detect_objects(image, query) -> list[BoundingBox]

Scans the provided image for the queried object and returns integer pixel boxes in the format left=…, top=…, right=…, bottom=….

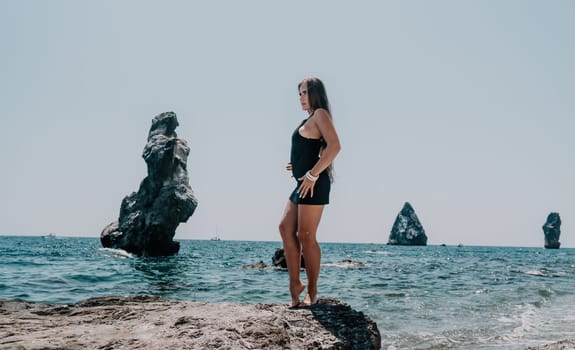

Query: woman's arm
left=309, top=109, right=341, bottom=176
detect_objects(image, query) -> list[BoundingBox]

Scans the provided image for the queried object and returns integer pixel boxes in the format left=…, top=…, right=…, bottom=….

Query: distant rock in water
left=101, top=112, right=198, bottom=256
left=387, top=202, right=427, bottom=246
left=242, top=260, right=268, bottom=269
left=272, top=248, right=306, bottom=269
left=543, top=212, right=561, bottom=249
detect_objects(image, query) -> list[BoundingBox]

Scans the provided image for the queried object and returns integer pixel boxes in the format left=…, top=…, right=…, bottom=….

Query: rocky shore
left=527, top=339, right=575, bottom=350
left=0, top=295, right=380, bottom=350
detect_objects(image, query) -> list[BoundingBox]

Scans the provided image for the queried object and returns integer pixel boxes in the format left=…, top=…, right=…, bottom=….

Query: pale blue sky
left=1, top=1, right=573, bottom=247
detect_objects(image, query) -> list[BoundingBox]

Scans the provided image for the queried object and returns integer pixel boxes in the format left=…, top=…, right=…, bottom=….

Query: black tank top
left=290, top=118, right=326, bottom=179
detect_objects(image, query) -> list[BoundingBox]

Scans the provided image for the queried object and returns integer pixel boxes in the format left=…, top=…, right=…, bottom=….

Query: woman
left=279, top=77, right=341, bottom=307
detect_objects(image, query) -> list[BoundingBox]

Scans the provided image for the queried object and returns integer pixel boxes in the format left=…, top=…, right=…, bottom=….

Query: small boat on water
left=210, top=225, right=221, bottom=241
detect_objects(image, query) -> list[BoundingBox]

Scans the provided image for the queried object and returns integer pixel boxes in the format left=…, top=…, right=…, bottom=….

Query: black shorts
left=289, top=172, right=330, bottom=205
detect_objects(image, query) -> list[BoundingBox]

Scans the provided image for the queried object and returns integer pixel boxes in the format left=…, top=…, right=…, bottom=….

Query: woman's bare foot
left=303, top=292, right=318, bottom=306
left=289, top=282, right=306, bottom=307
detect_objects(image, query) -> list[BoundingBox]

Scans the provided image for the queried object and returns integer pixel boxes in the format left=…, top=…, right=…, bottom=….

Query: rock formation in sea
left=0, top=295, right=381, bottom=350
left=272, top=248, right=306, bottom=269
left=101, top=112, right=198, bottom=256
left=387, top=202, right=428, bottom=246
left=542, top=212, right=561, bottom=249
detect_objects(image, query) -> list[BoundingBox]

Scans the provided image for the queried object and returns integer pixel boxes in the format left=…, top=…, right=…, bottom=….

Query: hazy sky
left=1, top=1, right=573, bottom=247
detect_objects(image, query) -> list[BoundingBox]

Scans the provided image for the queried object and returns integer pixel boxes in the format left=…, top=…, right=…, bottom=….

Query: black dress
left=289, top=118, right=331, bottom=205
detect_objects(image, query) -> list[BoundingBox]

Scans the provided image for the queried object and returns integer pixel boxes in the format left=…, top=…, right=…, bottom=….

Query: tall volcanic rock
left=543, top=212, right=561, bottom=249
left=101, top=112, right=198, bottom=256
left=388, top=202, right=427, bottom=246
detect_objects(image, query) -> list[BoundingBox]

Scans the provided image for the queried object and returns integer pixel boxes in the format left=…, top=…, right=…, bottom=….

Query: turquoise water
left=1, top=236, right=574, bottom=349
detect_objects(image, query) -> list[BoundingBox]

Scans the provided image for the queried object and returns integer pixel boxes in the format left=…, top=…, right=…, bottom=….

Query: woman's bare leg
left=297, top=204, right=324, bottom=305
left=279, top=200, right=306, bottom=306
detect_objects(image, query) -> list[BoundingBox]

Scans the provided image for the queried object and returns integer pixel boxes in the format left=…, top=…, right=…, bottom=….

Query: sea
left=1, top=236, right=574, bottom=350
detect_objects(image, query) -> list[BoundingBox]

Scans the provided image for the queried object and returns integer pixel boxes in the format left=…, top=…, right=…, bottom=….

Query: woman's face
left=299, top=82, right=311, bottom=112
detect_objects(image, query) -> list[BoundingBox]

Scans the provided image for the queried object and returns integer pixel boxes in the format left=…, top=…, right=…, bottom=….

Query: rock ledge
left=0, top=295, right=381, bottom=350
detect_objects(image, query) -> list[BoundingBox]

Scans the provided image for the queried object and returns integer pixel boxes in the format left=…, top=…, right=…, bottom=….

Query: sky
left=1, top=1, right=573, bottom=247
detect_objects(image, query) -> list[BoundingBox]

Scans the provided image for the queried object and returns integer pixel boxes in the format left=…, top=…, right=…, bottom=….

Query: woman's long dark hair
left=299, top=77, right=331, bottom=114
left=298, top=77, right=335, bottom=182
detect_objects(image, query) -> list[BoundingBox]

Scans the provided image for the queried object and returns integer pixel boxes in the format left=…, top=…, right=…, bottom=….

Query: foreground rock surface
left=387, top=202, right=428, bottom=246
left=101, top=112, right=198, bottom=256
left=527, top=338, right=575, bottom=350
left=543, top=212, right=561, bottom=249
left=0, top=295, right=381, bottom=350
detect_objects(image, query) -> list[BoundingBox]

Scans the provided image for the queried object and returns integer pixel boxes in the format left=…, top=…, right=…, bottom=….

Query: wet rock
left=101, top=112, right=198, bottom=256
left=0, top=295, right=381, bottom=350
left=543, top=212, right=561, bottom=249
left=242, top=260, right=268, bottom=269
left=338, top=259, right=367, bottom=268
left=387, top=202, right=427, bottom=246
left=272, top=248, right=306, bottom=269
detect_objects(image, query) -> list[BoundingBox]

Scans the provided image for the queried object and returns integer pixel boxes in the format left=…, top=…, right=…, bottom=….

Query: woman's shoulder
left=311, top=108, right=331, bottom=120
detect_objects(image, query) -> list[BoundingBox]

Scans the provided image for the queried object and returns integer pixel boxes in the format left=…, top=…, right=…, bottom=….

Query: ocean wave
left=524, top=270, right=546, bottom=277
left=521, top=269, right=567, bottom=278
left=364, top=250, right=392, bottom=255
left=98, top=248, right=133, bottom=258
left=383, top=292, right=408, bottom=298
left=496, top=303, right=541, bottom=343
left=323, top=260, right=367, bottom=268
left=537, top=286, right=555, bottom=298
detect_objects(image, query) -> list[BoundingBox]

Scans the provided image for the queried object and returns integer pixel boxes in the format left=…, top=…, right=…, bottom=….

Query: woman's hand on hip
left=297, top=176, right=315, bottom=198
